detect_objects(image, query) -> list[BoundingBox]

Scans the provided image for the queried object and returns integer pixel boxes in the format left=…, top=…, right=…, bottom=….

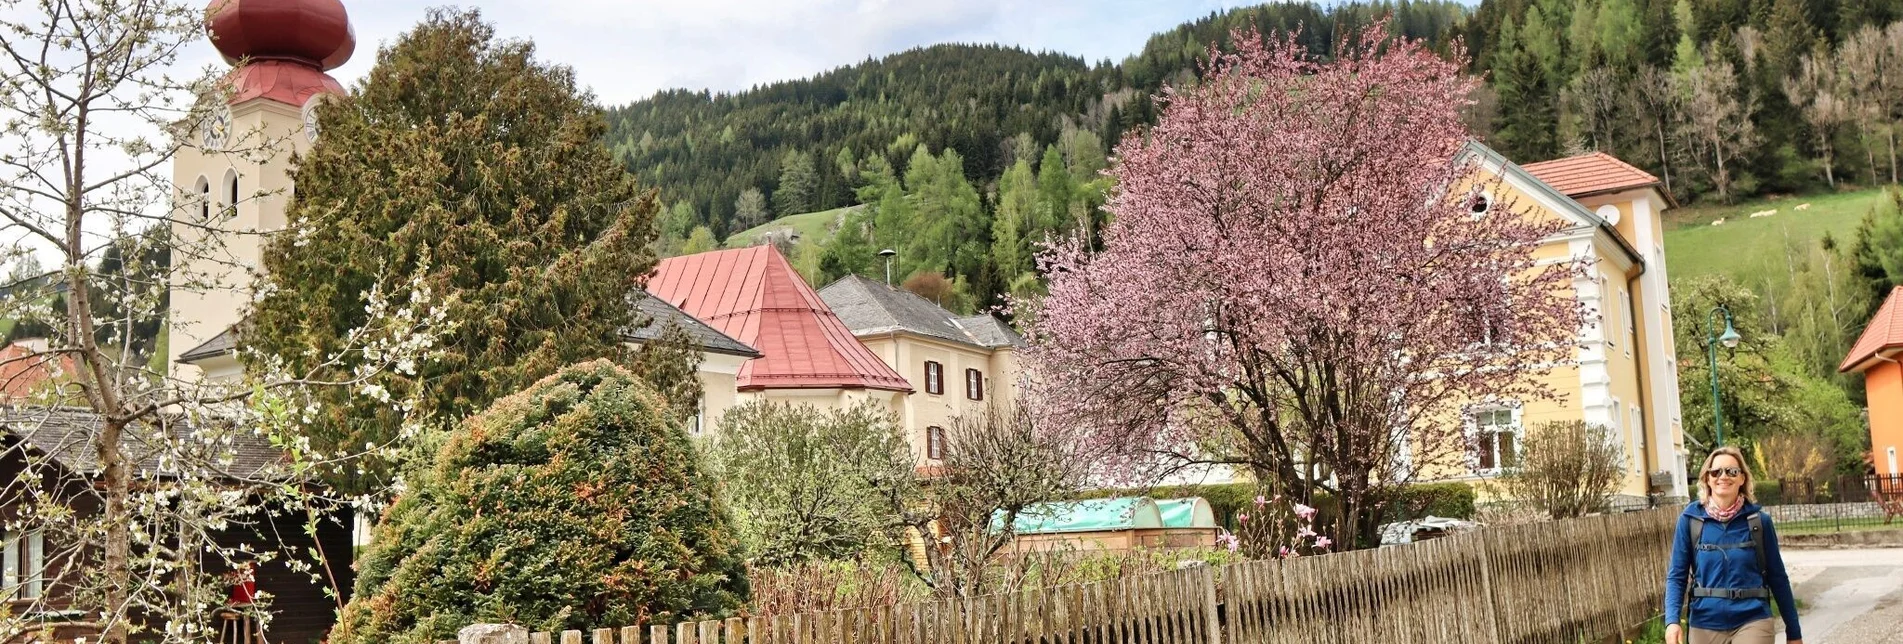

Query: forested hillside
left=605, top=2, right=1466, bottom=309
left=1464, top=0, right=1903, bottom=204
left=606, top=0, right=1903, bottom=313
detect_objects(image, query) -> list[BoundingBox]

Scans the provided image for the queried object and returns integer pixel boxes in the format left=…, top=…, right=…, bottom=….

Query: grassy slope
left=1662, top=189, right=1886, bottom=282
left=722, top=205, right=858, bottom=248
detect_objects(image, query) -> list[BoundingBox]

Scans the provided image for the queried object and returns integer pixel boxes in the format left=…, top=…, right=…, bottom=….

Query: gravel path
left=1775, top=548, right=1903, bottom=643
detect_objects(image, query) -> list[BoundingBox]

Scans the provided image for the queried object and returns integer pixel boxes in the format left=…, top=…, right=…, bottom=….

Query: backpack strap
left=1684, top=516, right=1704, bottom=623
left=1747, top=513, right=1768, bottom=582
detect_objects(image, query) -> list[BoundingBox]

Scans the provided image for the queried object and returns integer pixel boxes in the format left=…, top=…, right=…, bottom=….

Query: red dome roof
left=206, top=0, right=355, bottom=71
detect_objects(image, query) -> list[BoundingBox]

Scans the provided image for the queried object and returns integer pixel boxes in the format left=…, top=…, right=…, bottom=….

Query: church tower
left=169, top=0, right=354, bottom=381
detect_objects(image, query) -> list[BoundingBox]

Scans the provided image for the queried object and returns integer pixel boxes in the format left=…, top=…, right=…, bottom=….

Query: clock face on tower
left=301, top=95, right=326, bottom=143
left=201, top=104, right=232, bottom=151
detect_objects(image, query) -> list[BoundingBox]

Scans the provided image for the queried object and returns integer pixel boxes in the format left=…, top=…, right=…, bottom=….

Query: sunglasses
left=1706, top=467, right=1743, bottom=479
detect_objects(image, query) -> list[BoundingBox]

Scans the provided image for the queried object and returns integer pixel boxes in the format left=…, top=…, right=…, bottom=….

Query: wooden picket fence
left=446, top=508, right=1675, bottom=644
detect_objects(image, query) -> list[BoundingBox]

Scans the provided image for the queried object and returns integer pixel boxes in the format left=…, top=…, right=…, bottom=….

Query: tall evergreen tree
left=1492, top=20, right=1562, bottom=160
left=244, top=8, right=659, bottom=489
left=773, top=150, right=819, bottom=216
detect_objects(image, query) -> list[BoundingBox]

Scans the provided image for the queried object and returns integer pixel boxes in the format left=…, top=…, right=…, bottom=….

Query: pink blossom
left=1293, top=504, right=1318, bottom=522
left=1298, top=526, right=1316, bottom=538
left=1253, top=495, right=1267, bottom=507
left=1017, top=20, right=1584, bottom=549
left=1237, top=512, right=1249, bottom=523
left=1314, top=536, right=1333, bottom=550
left=1217, top=531, right=1240, bottom=553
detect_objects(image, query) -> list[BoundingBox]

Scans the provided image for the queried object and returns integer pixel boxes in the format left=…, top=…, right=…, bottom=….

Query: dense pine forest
left=606, top=0, right=1903, bottom=312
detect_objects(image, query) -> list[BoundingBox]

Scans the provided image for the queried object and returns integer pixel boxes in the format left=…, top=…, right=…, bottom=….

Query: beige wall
left=859, top=332, right=1014, bottom=468
left=168, top=99, right=309, bottom=382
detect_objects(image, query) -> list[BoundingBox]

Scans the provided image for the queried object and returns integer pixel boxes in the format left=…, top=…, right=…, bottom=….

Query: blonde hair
left=1697, top=446, right=1757, bottom=504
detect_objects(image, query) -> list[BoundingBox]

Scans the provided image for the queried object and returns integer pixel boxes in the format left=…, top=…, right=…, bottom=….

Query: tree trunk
left=1859, top=117, right=1880, bottom=185
left=101, top=420, right=131, bottom=644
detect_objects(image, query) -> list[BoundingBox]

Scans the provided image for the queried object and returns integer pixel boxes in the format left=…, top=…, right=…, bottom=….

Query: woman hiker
left=1665, top=446, right=1804, bottom=644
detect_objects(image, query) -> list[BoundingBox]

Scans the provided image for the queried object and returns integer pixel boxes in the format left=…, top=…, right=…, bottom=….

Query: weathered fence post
left=459, top=624, right=530, bottom=644
left=1199, top=567, right=1222, bottom=644
left=1475, top=532, right=1508, bottom=644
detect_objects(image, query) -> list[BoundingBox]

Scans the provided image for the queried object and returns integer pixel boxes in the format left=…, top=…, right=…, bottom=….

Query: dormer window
left=965, top=368, right=984, bottom=401
left=924, top=361, right=943, bottom=395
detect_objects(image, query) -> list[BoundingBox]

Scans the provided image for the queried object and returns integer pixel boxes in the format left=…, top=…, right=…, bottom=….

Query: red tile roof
left=0, top=343, right=77, bottom=399
left=1521, top=152, right=1666, bottom=200
left=1842, top=287, right=1903, bottom=373
left=647, top=246, right=913, bottom=392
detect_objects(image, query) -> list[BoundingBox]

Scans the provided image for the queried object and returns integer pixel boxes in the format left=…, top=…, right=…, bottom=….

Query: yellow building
left=817, top=275, right=1024, bottom=470
left=1428, top=142, right=1688, bottom=501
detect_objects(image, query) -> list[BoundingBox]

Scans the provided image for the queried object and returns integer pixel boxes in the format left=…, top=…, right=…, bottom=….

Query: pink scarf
left=1706, top=495, right=1744, bottom=522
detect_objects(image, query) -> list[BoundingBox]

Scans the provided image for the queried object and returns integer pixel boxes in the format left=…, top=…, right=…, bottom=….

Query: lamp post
left=1705, top=304, right=1742, bottom=446
left=878, top=248, right=896, bottom=285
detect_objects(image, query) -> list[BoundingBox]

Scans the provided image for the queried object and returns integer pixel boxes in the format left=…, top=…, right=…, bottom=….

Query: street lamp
left=1705, top=304, right=1742, bottom=446
left=878, top=249, right=896, bottom=285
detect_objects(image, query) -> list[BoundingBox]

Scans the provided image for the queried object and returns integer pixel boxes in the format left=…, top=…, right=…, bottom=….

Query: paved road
left=1775, top=548, right=1903, bottom=643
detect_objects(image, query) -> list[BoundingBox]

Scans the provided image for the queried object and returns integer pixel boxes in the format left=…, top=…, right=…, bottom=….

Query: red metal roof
left=647, top=246, right=913, bottom=392
left=226, top=60, right=344, bottom=107
left=1521, top=152, right=1665, bottom=200
left=1842, top=287, right=1903, bottom=373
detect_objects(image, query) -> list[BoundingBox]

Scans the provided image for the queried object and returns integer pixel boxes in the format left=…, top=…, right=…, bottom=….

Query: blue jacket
left=1664, top=501, right=1801, bottom=639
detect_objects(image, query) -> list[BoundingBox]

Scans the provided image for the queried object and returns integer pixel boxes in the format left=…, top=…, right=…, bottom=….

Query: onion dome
left=205, top=0, right=354, bottom=106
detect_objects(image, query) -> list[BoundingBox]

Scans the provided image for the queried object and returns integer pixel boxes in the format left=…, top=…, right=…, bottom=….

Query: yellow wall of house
left=1417, top=161, right=1688, bottom=501
left=860, top=333, right=1014, bottom=467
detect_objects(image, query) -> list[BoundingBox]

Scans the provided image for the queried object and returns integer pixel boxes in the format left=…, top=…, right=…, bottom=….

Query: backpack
left=1681, top=512, right=1770, bottom=623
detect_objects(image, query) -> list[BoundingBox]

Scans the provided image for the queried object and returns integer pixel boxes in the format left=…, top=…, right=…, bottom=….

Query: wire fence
left=1600, top=474, right=1903, bottom=533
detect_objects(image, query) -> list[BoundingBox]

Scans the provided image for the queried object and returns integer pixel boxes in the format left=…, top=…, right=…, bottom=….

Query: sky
left=180, top=0, right=1264, bottom=106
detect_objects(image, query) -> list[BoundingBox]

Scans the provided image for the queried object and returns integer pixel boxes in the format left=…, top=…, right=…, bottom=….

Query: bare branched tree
left=874, top=403, right=1086, bottom=599
left=1676, top=54, right=1759, bottom=203
left=1496, top=420, right=1625, bottom=520
left=0, top=2, right=447, bottom=642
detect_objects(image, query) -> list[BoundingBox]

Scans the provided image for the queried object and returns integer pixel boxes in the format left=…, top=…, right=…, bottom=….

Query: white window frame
left=1631, top=405, right=1646, bottom=473
left=924, top=361, right=943, bottom=396
left=965, top=368, right=984, bottom=401
left=1467, top=404, right=1522, bottom=476
left=3, top=531, right=44, bottom=600
left=1621, top=288, right=1634, bottom=355
left=1600, top=275, right=1614, bottom=348
left=927, top=426, right=945, bottom=460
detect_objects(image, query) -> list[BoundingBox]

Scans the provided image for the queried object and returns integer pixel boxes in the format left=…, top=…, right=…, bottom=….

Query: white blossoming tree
left=0, top=2, right=449, bottom=643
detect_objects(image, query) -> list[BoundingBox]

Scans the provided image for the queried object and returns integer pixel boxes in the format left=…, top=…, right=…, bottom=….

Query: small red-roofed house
left=646, top=246, right=915, bottom=434
left=1840, top=286, right=1903, bottom=475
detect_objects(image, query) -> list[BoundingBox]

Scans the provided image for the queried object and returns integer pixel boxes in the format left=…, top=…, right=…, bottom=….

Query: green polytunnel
left=1155, top=497, right=1217, bottom=529
left=994, top=496, right=1218, bottom=535
left=992, top=497, right=1163, bottom=534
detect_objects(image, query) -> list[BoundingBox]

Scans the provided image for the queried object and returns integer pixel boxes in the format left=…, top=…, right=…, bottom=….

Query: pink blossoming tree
left=1020, top=24, right=1587, bottom=549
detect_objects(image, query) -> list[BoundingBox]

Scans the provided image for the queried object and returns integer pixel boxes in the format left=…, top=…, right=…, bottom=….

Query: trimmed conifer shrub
left=333, top=360, right=748, bottom=643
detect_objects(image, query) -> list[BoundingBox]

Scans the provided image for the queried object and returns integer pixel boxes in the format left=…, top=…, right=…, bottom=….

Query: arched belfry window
left=222, top=170, right=239, bottom=219
left=194, top=176, right=211, bottom=221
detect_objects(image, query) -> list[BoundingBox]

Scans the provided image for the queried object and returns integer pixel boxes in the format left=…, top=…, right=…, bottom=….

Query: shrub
left=1498, top=420, right=1625, bottom=519
left=1390, top=482, right=1477, bottom=520
left=708, top=401, right=912, bottom=565
left=333, top=361, right=748, bottom=643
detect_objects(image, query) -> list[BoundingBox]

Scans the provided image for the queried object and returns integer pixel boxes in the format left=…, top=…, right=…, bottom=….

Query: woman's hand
left=1665, top=623, right=1682, bottom=644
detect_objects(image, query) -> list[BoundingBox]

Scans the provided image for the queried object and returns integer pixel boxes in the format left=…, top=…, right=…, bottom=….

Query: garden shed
left=998, top=497, right=1220, bottom=552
